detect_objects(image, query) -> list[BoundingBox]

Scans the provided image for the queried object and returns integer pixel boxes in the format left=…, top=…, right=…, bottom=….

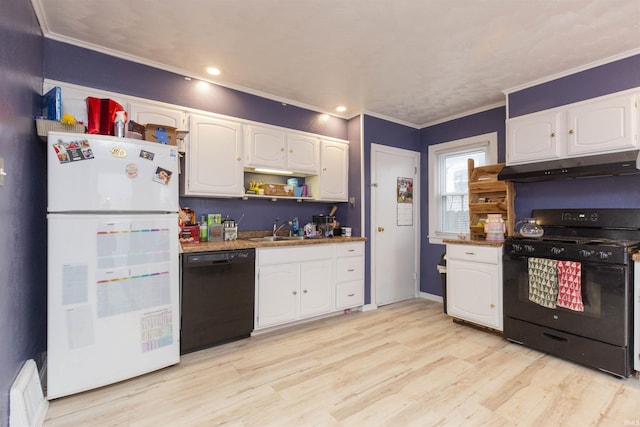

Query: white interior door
left=371, top=144, right=420, bottom=306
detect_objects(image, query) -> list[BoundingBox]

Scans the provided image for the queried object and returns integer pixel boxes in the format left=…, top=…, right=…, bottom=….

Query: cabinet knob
left=289, top=149, right=293, bottom=153
left=348, top=293, right=355, bottom=297
left=280, top=147, right=285, bottom=151
left=303, top=289, right=308, bottom=294
left=490, top=304, right=495, bottom=308
left=347, top=269, right=355, bottom=272
left=323, top=167, right=327, bottom=172
left=293, top=291, right=297, bottom=295
left=377, top=226, right=384, bottom=232
left=569, top=129, right=575, bottom=135
left=236, top=156, right=241, bottom=161
left=550, top=132, right=556, bottom=137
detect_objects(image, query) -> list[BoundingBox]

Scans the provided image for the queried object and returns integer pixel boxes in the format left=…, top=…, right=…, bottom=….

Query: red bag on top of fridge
left=86, top=97, right=126, bottom=135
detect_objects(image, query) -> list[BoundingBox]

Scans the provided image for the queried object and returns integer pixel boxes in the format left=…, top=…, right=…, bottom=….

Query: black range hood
left=497, top=150, right=640, bottom=182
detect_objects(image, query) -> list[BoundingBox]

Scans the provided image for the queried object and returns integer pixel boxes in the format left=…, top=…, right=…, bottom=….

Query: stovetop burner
left=509, top=235, right=640, bottom=248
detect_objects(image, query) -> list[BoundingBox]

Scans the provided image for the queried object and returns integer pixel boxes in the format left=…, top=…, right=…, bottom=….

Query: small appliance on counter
left=312, top=215, right=335, bottom=238
left=223, top=215, right=238, bottom=241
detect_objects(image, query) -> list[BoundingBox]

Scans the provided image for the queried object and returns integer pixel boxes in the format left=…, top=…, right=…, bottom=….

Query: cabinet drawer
left=336, top=242, right=364, bottom=257
left=446, top=244, right=500, bottom=264
left=258, top=245, right=334, bottom=265
left=336, top=257, right=364, bottom=282
left=336, top=281, right=364, bottom=309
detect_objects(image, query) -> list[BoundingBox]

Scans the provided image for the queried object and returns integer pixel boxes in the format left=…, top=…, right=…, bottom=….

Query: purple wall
left=420, top=107, right=506, bottom=296
left=421, top=53, right=640, bottom=298
left=508, top=54, right=640, bottom=118
left=362, top=115, right=421, bottom=304
left=346, top=116, right=363, bottom=236
left=0, top=0, right=46, bottom=424
left=508, top=53, right=640, bottom=218
left=44, top=40, right=348, bottom=140
left=43, top=39, right=355, bottom=234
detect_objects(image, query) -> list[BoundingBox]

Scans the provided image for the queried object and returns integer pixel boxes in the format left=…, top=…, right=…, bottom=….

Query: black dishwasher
left=181, top=249, right=255, bottom=354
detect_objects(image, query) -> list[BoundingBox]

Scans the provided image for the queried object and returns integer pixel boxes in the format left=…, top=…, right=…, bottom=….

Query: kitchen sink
left=247, top=235, right=306, bottom=242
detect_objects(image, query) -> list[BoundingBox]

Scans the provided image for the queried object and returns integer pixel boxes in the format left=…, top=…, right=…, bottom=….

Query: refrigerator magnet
left=126, top=163, right=138, bottom=179
left=153, top=167, right=172, bottom=185
left=139, top=150, right=155, bottom=161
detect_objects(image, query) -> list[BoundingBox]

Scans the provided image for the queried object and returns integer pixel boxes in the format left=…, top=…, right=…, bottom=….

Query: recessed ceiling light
left=205, top=67, right=221, bottom=76
left=336, top=106, right=347, bottom=113
left=319, top=114, right=330, bottom=122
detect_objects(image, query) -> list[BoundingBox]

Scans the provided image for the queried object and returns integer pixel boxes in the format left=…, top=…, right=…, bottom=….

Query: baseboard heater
left=10, top=359, right=48, bottom=427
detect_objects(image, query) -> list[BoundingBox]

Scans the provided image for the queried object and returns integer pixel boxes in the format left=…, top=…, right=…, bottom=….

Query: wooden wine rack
left=467, top=159, right=515, bottom=241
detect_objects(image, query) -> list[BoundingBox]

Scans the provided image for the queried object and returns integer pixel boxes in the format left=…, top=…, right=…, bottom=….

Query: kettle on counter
left=516, top=218, right=544, bottom=237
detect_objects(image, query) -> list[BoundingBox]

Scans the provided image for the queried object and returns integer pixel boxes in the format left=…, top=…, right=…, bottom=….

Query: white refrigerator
left=47, top=131, right=180, bottom=399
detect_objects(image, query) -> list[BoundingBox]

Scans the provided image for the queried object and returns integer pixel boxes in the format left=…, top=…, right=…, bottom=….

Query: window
left=428, top=133, right=497, bottom=243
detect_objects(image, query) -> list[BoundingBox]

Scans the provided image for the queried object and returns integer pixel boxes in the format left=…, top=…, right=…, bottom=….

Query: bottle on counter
left=199, top=214, right=208, bottom=242
left=114, top=111, right=126, bottom=138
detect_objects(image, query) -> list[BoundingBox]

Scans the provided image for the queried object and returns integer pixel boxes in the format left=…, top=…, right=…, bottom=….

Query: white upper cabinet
left=245, top=125, right=320, bottom=175
left=244, top=125, right=287, bottom=169
left=307, top=139, right=349, bottom=201
left=128, top=102, right=185, bottom=129
left=184, top=114, right=244, bottom=197
left=129, top=101, right=187, bottom=151
left=506, top=110, right=565, bottom=165
left=286, top=133, right=319, bottom=174
left=566, top=93, right=637, bottom=156
left=506, top=90, right=638, bottom=166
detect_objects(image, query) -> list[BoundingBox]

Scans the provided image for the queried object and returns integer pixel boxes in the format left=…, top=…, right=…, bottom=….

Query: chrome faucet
left=273, top=218, right=292, bottom=236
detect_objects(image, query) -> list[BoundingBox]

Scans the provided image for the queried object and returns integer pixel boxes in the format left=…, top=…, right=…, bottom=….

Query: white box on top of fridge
left=46, top=132, right=180, bottom=399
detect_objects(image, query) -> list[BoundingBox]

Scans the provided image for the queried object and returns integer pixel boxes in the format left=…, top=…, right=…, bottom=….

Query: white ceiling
left=33, top=0, right=640, bottom=127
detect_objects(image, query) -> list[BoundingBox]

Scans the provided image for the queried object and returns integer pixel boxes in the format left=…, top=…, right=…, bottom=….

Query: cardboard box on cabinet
left=144, top=124, right=177, bottom=146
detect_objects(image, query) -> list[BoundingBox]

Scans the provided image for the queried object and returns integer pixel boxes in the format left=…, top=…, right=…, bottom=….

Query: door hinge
left=414, top=166, right=417, bottom=174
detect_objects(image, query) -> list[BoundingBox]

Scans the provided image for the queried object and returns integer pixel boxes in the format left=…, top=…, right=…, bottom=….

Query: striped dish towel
left=528, top=257, right=558, bottom=309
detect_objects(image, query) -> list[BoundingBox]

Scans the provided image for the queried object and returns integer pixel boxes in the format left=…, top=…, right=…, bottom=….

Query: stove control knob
left=579, top=249, right=595, bottom=258
left=551, top=247, right=564, bottom=256
left=598, top=251, right=612, bottom=260
left=524, top=244, right=535, bottom=253
left=511, top=243, right=523, bottom=253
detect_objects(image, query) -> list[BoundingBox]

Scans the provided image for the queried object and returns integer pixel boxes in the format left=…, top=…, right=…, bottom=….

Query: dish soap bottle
left=199, top=214, right=208, bottom=242
left=292, top=217, right=299, bottom=236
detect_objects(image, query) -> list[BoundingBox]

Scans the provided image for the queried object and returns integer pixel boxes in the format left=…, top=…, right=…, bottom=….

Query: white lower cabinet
left=335, top=242, right=365, bottom=310
left=299, top=260, right=335, bottom=318
left=255, top=242, right=364, bottom=330
left=445, top=244, right=503, bottom=331
left=255, top=245, right=334, bottom=329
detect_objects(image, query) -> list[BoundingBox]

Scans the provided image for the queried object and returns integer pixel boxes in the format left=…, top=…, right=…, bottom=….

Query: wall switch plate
left=0, top=157, right=5, bottom=186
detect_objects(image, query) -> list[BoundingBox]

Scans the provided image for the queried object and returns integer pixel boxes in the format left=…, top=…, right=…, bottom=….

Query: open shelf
left=468, top=159, right=515, bottom=241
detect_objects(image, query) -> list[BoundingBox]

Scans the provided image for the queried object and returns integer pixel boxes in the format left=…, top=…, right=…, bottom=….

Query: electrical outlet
left=349, top=196, right=355, bottom=208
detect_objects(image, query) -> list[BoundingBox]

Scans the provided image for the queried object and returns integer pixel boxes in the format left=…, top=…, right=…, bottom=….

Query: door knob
left=378, top=226, right=384, bottom=232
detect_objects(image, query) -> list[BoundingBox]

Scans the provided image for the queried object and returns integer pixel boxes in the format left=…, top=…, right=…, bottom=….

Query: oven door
left=503, top=254, right=631, bottom=347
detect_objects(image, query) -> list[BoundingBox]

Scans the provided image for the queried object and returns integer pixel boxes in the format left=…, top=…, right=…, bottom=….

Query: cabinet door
left=309, top=140, right=348, bottom=201
left=286, top=134, right=319, bottom=173
left=506, top=110, right=565, bottom=165
left=567, top=93, right=637, bottom=156
left=184, top=114, right=244, bottom=197
left=256, top=264, right=299, bottom=328
left=446, top=258, right=502, bottom=330
left=129, top=102, right=185, bottom=129
left=245, top=125, right=286, bottom=169
left=299, top=260, right=334, bottom=319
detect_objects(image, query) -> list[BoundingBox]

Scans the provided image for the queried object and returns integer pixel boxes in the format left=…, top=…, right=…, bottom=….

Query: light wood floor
left=44, top=299, right=640, bottom=426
